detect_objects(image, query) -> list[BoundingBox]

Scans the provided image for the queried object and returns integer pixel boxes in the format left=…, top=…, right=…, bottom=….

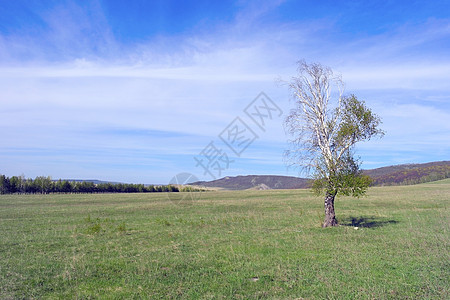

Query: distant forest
left=364, top=161, right=450, bottom=186
left=0, top=175, right=196, bottom=195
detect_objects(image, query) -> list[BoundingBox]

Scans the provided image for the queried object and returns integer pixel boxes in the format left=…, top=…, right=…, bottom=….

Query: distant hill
left=55, top=179, right=122, bottom=185
left=192, top=175, right=311, bottom=190
left=363, top=161, right=450, bottom=186
left=192, top=161, right=450, bottom=190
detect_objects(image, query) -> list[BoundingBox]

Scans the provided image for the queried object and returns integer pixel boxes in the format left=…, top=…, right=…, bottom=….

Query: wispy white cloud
left=0, top=1, right=449, bottom=182
left=0, top=1, right=118, bottom=62
left=333, top=19, right=450, bottom=90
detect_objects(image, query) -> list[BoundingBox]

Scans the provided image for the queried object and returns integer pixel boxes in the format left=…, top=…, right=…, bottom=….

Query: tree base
left=323, top=192, right=338, bottom=227
left=322, top=218, right=338, bottom=227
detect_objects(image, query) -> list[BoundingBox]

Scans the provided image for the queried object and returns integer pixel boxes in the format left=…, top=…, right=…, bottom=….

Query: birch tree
left=284, top=61, right=384, bottom=227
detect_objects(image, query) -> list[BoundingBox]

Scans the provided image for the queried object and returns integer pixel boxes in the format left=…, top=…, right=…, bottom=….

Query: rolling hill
left=192, top=161, right=450, bottom=190
left=363, top=160, right=450, bottom=186
left=193, top=175, right=310, bottom=190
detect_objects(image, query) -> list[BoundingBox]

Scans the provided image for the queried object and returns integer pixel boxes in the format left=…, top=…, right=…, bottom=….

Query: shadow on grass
left=340, top=216, right=399, bottom=228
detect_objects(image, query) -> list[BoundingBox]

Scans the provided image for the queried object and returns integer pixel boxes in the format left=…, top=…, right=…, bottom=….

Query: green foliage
left=335, top=95, right=384, bottom=147
left=312, top=150, right=373, bottom=198
left=0, top=175, right=9, bottom=194
left=312, top=173, right=372, bottom=197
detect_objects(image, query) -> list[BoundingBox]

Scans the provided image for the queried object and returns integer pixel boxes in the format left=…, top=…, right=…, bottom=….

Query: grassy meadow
left=1, top=180, right=449, bottom=299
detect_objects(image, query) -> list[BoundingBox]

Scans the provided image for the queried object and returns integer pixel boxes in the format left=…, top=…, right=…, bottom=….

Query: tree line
left=0, top=175, right=198, bottom=194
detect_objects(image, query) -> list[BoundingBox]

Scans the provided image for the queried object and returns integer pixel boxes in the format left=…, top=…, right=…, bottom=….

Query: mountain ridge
left=192, top=161, right=450, bottom=190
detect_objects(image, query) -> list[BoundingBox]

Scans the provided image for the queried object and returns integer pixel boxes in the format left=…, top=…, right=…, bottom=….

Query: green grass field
left=1, top=180, right=449, bottom=299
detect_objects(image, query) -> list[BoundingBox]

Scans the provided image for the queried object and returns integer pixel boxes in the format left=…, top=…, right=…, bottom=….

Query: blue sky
left=1, top=0, right=449, bottom=184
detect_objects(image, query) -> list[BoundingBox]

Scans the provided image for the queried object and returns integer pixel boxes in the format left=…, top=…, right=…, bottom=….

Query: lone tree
left=284, top=61, right=384, bottom=227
